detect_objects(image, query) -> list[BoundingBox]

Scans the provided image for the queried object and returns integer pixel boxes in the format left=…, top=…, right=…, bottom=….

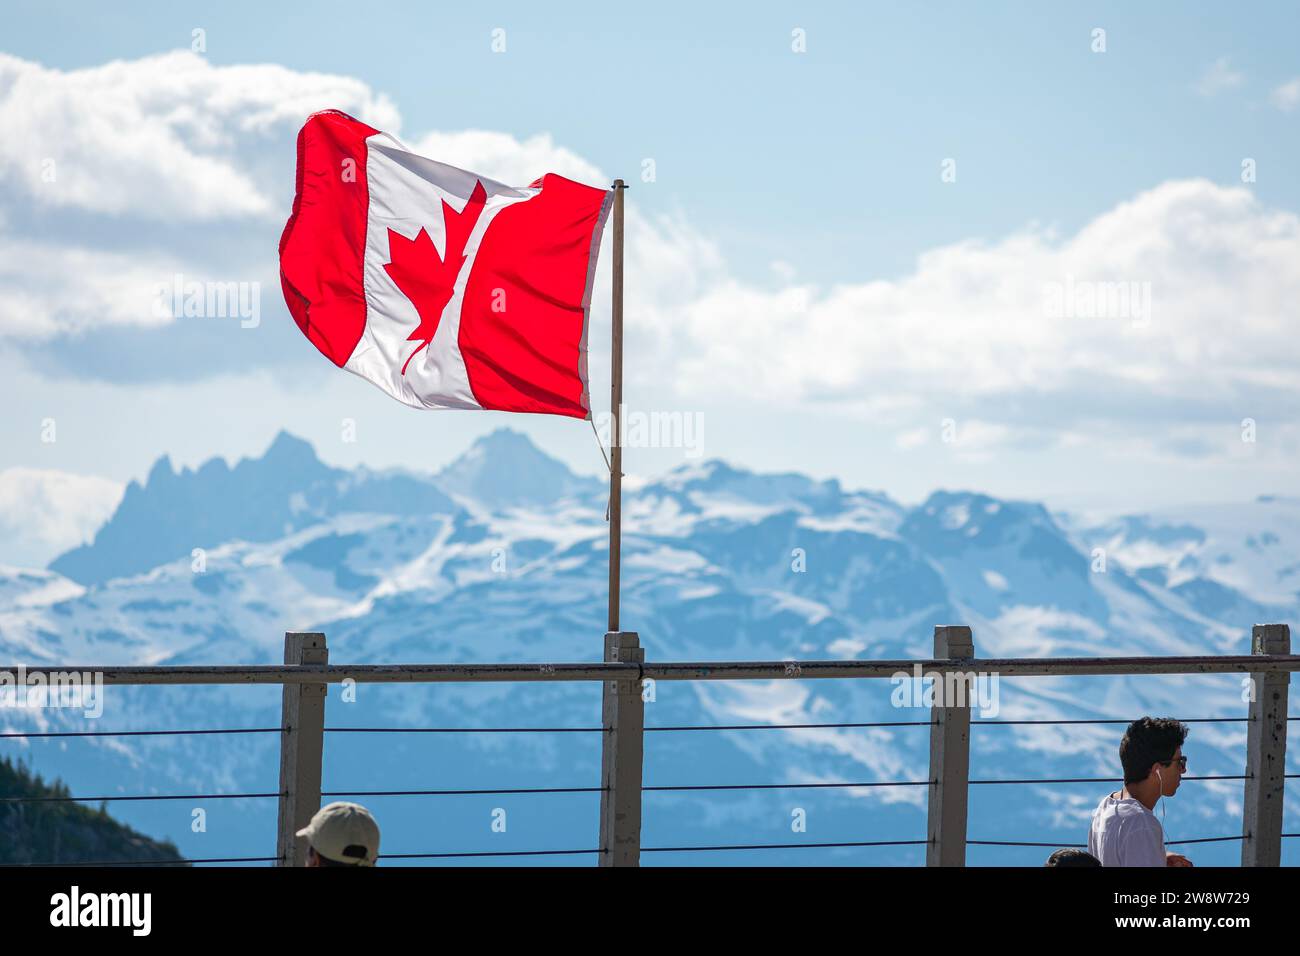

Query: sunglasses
left=1160, top=755, right=1188, bottom=771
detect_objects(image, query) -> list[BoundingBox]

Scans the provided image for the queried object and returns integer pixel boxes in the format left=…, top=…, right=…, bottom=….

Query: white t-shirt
left=1087, top=791, right=1166, bottom=866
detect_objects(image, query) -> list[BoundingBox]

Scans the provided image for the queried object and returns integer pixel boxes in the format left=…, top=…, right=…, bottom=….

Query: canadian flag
left=279, top=110, right=612, bottom=419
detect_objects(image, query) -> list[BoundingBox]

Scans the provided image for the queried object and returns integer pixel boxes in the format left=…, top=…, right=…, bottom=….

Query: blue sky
left=10, top=1, right=1299, bottom=282
left=2, top=1, right=1299, bottom=558
left=10, top=0, right=1300, bottom=280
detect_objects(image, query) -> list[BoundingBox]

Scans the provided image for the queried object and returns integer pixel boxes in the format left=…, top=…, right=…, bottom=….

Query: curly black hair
left=1045, top=848, right=1101, bottom=867
left=1119, top=717, right=1189, bottom=783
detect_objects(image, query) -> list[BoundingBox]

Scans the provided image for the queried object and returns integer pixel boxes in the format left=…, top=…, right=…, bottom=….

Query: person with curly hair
left=1087, top=717, right=1193, bottom=867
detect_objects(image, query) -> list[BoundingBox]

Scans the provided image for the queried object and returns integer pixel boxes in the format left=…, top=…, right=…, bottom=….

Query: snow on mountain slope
left=1074, top=496, right=1300, bottom=607
left=0, top=430, right=1295, bottom=865
left=0, top=566, right=84, bottom=610
left=434, top=428, right=602, bottom=510
left=48, top=432, right=457, bottom=588
left=629, top=459, right=905, bottom=537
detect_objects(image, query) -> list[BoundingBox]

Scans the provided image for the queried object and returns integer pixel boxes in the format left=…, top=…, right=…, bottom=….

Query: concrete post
left=276, top=631, right=328, bottom=867
left=1241, top=624, right=1290, bottom=867
left=926, top=625, right=974, bottom=867
left=598, top=631, right=644, bottom=866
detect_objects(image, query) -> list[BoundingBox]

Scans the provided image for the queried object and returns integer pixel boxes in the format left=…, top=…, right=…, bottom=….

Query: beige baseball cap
left=296, top=801, right=381, bottom=866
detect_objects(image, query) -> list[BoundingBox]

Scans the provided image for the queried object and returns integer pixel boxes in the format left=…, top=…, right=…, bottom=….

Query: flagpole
left=607, top=179, right=626, bottom=633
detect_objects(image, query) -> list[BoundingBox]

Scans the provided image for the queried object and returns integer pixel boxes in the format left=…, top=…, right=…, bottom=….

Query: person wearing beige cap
left=296, top=801, right=381, bottom=867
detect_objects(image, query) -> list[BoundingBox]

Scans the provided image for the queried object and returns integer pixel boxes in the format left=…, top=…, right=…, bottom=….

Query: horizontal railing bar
left=643, top=774, right=1245, bottom=793
left=6, top=653, right=1298, bottom=685
left=969, top=774, right=1245, bottom=785
left=19, top=780, right=1254, bottom=807
left=0, top=663, right=638, bottom=685
left=646, top=720, right=934, bottom=731
left=2, top=857, right=279, bottom=867
left=0, top=728, right=281, bottom=739
left=0, top=792, right=280, bottom=804
left=0, top=716, right=1267, bottom=739
left=653, top=715, right=1288, bottom=731
left=322, top=786, right=603, bottom=797
left=645, top=780, right=930, bottom=791
left=14, top=834, right=1253, bottom=863
left=644, top=655, right=1300, bottom=680
left=381, top=849, right=603, bottom=859
left=7, top=774, right=1247, bottom=805
left=642, top=839, right=929, bottom=852
left=970, top=840, right=1086, bottom=848
left=969, top=835, right=1245, bottom=848
left=324, top=726, right=607, bottom=734
left=972, top=717, right=1250, bottom=726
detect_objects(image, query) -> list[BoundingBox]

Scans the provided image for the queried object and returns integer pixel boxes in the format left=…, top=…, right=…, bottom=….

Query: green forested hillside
left=0, top=756, right=186, bottom=865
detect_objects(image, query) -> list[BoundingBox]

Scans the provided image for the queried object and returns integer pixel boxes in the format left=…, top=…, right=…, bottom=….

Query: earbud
left=1155, top=768, right=1165, bottom=823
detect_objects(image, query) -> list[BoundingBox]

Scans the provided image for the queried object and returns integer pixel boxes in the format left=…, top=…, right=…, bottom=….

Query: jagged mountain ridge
left=1, top=430, right=1297, bottom=865
left=48, top=431, right=458, bottom=587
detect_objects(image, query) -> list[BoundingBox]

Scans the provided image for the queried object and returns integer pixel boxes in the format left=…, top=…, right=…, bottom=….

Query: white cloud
left=0, top=468, right=124, bottom=567
left=0, top=237, right=181, bottom=339
left=0, top=51, right=710, bottom=345
left=2, top=52, right=1299, bottom=465
left=662, top=179, right=1300, bottom=446
left=894, top=428, right=929, bottom=450
left=0, top=51, right=400, bottom=219
left=1271, top=77, right=1300, bottom=111
left=406, top=129, right=605, bottom=189
left=0, top=51, right=403, bottom=341
left=1196, top=57, right=1244, bottom=96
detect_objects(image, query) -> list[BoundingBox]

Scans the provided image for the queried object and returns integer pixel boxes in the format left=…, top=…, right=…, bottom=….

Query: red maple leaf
left=383, top=180, right=489, bottom=375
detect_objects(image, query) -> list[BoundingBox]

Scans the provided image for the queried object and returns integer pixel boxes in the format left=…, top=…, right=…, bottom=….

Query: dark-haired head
left=1045, top=848, right=1101, bottom=867
left=1120, top=717, right=1189, bottom=786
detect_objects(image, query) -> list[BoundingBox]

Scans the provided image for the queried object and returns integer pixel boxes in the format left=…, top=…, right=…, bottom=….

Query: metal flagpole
left=607, top=180, right=626, bottom=633
left=599, top=180, right=644, bottom=866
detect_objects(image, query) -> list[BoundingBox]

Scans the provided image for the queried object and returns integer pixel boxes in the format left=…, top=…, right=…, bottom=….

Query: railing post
left=276, top=631, right=328, bottom=867
left=926, top=625, right=973, bottom=867
left=599, top=631, right=644, bottom=866
left=1242, top=623, right=1290, bottom=867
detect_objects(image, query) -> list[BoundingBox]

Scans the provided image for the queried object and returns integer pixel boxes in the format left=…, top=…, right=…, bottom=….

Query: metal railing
left=2, top=623, right=1294, bottom=866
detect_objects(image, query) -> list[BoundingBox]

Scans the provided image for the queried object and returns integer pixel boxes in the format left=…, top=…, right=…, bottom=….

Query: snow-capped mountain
left=0, top=431, right=1295, bottom=866
left=48, top=432, right=456, bottom=587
